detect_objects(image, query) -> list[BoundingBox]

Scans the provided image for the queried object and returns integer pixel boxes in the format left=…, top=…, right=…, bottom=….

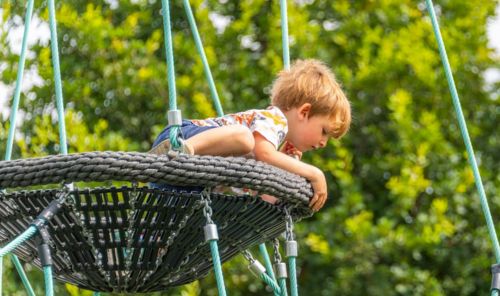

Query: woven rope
left=0, top=151, right=312, bottom=206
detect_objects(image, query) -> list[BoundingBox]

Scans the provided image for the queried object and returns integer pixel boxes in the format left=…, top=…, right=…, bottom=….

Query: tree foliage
left=0, top=0, right=499, bottom=295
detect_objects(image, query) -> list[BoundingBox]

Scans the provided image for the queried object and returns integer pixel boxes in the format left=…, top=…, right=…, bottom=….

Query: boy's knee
left=233, top=126, right=255, bottom=154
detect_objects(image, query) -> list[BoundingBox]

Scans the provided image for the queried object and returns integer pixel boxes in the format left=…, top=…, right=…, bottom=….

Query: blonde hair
left=271, top=59, right=351, bottom=139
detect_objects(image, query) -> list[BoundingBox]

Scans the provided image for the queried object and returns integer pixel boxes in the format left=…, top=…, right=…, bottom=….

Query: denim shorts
left=152, top=120, right=218, bottom=148
left=151, top=120, right=217, bottom=192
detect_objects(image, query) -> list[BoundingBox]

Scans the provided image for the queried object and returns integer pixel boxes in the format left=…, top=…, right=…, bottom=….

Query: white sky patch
left=209, top=12, right=232, bottom=34
left=0, top=12, right=50, bottom=119
left=1, top=5, right=500, bottom=116
left=485, top=5, right=500, bottom=87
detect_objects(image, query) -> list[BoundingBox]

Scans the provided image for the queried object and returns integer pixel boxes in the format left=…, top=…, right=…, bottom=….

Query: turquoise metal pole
left=0, top=256, right=3, bottom=296
left=425, top=0, right=500, bottom=262
left=278, top=277, right=288, bottom=296
left=209, top=240, right=227, bottom=296
left=4, top=0, right=35, bottom=160
left=288, top=257, right=298, bottom=296
left=259, top=243, right=279, bottom=296
left=161, top=0, right=177, bottom=111
left=10, top=255, right=35, bottom=296
left=43, top=266, right=54, bottom=296
left=2, top=2, right=39, bottom=293
left=0, top=227, right=37, bottom=257
left=182, top=0, right=224, bottom=117
left=279, top=0, right=290, bottom=69
left=47, top=0, right=68, bottom=155
left=160, top=0, right=182, bottom=148
left=260, top=272, right=282, bottom=295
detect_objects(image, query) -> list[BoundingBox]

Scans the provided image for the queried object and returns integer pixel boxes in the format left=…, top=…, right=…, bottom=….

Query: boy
left=150, top=59, right=351, bottom=211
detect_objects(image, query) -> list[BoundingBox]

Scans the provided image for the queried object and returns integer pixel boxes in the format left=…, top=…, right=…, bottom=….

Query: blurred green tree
left=0, top=0, right=498, bottom=295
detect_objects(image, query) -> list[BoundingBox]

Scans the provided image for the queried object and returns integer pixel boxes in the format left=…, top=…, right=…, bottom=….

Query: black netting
left=0, top=186, right=304, bottom=292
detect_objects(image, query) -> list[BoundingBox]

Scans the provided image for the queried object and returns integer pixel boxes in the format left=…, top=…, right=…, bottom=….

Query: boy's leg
left=186, top=125, right=255, bottom=156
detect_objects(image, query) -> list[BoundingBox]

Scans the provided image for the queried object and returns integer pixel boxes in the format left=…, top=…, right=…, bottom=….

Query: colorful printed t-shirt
left=190, top=106, right=288, bottom=149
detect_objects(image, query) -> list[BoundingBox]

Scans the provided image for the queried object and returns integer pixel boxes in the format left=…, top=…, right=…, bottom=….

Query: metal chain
left=125, top=182, right=140, bottom=270
left=273, top=238, right=282, bottom=264
left=201, top=188, right=214, bottom=224
left=243, top=250, right=255, bottom=263
left=284, top=207, right=294, bottom=241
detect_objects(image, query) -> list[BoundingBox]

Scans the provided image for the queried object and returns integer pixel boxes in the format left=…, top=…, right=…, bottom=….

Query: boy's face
left=288, top=105, right=332, bottom=152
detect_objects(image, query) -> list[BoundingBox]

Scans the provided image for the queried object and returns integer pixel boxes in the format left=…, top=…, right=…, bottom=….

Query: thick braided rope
left=0, top=152, right=313, bottom=206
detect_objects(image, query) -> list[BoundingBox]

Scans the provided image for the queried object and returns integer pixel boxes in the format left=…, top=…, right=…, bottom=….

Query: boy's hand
left=280, top=141, right=303, bottom=160
left=309, top=168, right=327, bottom=211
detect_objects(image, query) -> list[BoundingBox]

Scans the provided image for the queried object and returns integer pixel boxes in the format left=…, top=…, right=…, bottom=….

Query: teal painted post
left=160, top=0, right=182, bottom=148
left=425, top=0, right=500, bottom=262
left=278, top=277, right=288, bottom=296
left=279, top=0, right=290, bottom=69
left=0, top=227, right=38, bottom=257
left=259, top=243, right=279, bottom=296
left=2, top=0, right=36, bottom=293
left=209, top=240, right=227, bottom=296
left=182, top=0, right=224, bottom=117
left=0, top=256, right=3, bottom=296
left=47, top=0, right=68, bottom=155
left=260, top=272, right=282, bottom=295
left=288, top=257, right=297, bottom=296
left=43, top=266, right=54, bottom=296
left=10, top=255, right=35, bottom=296
left=4, top=0, right=35, bottom=160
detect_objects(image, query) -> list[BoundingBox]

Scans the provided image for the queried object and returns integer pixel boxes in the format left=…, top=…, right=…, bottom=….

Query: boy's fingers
left=309, top=194, right=318, bottom=208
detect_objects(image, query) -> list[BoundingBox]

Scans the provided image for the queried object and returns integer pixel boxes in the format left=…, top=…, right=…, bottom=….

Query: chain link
left=284, top=207, right=295, bottom=241
left=243, top=250, right=254, bottom=263
left=201, top=188, right=214, bottom=224
left=273, top=238, right=282, bottom=264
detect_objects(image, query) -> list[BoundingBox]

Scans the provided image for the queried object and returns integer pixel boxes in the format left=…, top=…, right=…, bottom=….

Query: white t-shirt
left=190, top=106, right=288, bottom=149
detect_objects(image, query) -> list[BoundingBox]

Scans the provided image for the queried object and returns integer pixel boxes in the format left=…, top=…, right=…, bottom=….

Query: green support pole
left=10, top=255, right=35, bottom=296
left=288, top=257, right=298, bottom=296
left=2, top=2, right=38, bottom=294
left=0, top=256, right=3, bottom=296
left=4, top=0, right=34, bottom=160
left=425, top=0, right=500, bottom=262
left=259, top=243, right=279, bottom=296
left=260, top=272, right=282, bottom=295
left=278, top=277, right=288, bottom=296
left=279, top=0, right=290, bottom=69
left=43, top=266, right=53, bottom=296
left=182, top=0, right=224, bottom=117
left=209, top=240, right=227, bottom=296
left=47, top=0, right=68, bottom=155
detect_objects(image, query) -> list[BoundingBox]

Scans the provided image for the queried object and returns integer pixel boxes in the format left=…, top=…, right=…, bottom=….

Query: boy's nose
left=319, top=140, right=326, bottom=148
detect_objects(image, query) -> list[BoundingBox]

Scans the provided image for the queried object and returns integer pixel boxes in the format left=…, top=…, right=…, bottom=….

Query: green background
left=0, top=0, right=499, bottom=295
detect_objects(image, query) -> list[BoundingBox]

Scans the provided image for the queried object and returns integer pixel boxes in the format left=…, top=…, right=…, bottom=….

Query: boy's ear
left=298, top=103, right=312, bottom=119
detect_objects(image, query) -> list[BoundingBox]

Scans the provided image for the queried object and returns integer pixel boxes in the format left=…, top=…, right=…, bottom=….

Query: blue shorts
left=151, top=120, right=217, bottom=192
left=152, top=120, right=217, bottom=148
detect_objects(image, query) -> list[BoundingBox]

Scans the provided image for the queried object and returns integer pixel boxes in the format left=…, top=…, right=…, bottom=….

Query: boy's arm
left=253, top=132, right=327, bottom=211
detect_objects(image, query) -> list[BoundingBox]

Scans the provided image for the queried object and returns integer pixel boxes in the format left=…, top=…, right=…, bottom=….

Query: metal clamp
left=168, top=109, right=183, bottom=126
left=275, top=262, right=288, bottom=279
left=35, top=227, right=53, bottom=267
left=243, top=250, right=266, bottom=277
left=204, top=223, right=219, bottom=241
left=492, top=263, right=500, bottom=291
left=285, top=240, right=298, bottom=257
